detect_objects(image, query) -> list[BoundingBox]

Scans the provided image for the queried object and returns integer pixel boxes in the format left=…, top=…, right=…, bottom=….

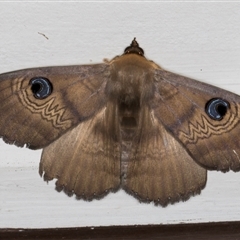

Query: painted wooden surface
left=1, top=2, right=240, bottom=228
left=2, top=222, right=240, bottom=239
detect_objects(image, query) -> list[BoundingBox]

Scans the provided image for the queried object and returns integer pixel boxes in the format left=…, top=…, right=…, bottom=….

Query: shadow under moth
left=1, top=38, right=240, bottom=207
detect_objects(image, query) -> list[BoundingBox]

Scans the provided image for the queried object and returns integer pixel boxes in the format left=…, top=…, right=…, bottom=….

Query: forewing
left=0, top=64, right=109, bottom=149
left=152, top=69, right=240, bottom=172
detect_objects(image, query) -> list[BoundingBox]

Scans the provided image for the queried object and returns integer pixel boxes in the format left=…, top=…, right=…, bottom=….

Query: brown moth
left=0, top=38, right=240, bottom=207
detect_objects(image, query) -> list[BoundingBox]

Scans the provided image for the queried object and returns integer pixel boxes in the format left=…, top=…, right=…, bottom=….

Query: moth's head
left=124, top=38, right=144, bottom=56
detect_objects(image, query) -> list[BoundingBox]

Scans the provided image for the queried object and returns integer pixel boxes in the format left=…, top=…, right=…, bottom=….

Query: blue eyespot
left=205, top=98, right=229, bottom=120
left=30, top=77, right=53, bottom=99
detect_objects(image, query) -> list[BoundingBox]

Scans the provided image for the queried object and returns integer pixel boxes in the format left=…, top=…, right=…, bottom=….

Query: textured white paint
left=1, top=2, right=240, bottom=228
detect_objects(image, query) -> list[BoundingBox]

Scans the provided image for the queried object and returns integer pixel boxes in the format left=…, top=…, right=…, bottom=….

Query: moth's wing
left=123, top=106, right=207, bottom=206
left=39, top=102, right=121, bottom=199
left=152, top=69, right=240, bottom=172
left=0, top=64, right=109, bottom=149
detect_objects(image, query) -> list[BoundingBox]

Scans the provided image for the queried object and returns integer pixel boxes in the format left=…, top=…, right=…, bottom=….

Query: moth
left=0, top=38, right=240, bottom=207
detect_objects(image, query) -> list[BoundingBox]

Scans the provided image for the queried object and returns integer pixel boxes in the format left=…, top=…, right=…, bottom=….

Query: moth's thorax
left=107, top=54, right=159, bottom=134
left=108, top=54, right=158, bottom=104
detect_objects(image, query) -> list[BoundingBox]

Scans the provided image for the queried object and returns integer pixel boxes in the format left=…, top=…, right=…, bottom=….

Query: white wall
left=1, top=2, right=240, bottom=228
